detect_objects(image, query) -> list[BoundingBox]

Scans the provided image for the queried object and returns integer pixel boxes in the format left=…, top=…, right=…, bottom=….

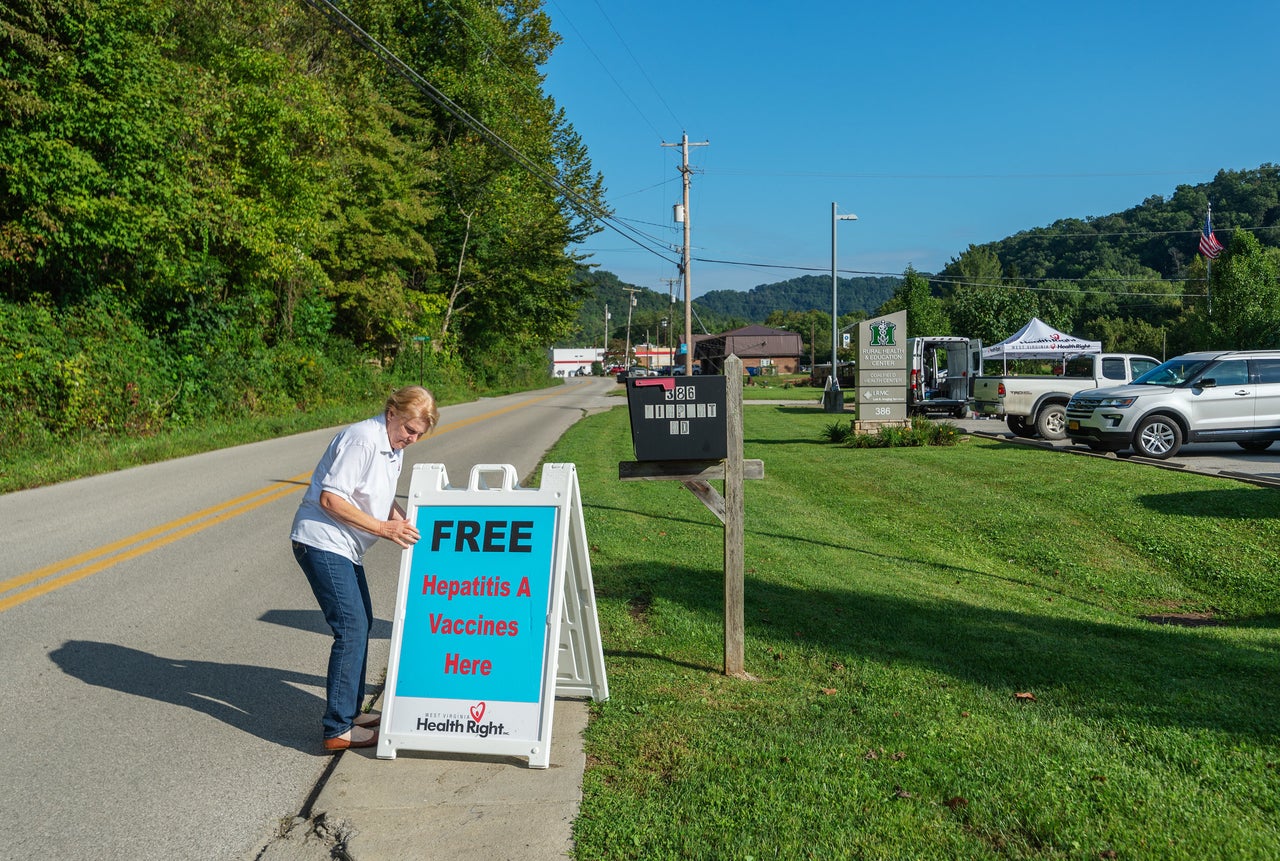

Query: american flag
left=1199, top=210, right=1224, bottom=259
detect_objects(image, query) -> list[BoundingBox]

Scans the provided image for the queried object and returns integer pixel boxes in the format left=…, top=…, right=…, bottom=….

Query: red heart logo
left=469, top=702, right=486, bottom=723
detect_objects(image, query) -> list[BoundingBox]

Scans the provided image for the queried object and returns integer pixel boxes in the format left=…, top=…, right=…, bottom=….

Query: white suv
left=1064, top=350, right=1280, bottom=458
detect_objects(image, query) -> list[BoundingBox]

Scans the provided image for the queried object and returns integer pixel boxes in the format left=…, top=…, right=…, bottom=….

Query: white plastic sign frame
left=377, top=462, right=608, bottom=767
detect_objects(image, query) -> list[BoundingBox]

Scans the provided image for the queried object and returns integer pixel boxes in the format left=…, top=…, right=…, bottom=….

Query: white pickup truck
left=971, top=353, right=1161, bottom=440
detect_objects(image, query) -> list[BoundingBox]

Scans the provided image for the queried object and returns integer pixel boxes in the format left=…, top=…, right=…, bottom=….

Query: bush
left=0, top=295, right=178, bottom=438
left=821, top=420, right=852, bottom=443
left=829, top=418, right=962, bottom=448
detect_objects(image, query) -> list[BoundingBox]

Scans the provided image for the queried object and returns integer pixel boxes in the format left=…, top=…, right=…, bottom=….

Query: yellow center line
left=0, top=478, right=310, bottom=598
left=0, top=482, right=304, bottom=613
left=0, top=385, right=585, bottom=614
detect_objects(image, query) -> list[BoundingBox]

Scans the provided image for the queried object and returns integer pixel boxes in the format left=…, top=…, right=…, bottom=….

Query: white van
left=907, top=336, right=983, bottom=418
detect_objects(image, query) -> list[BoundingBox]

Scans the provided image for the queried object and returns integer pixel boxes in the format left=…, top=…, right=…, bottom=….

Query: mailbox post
left=619, top=355, right=761, bottom=678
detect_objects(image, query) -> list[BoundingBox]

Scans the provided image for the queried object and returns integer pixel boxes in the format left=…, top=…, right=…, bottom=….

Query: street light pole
left=828, top=202, right=858, bottom=412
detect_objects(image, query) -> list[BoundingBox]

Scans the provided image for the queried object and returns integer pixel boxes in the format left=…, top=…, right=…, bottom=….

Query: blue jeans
left=292, top=541, right=373, bottom=739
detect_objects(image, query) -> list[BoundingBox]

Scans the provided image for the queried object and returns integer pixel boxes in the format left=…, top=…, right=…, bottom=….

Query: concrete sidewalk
left=257, top=697, right=589, bottom=860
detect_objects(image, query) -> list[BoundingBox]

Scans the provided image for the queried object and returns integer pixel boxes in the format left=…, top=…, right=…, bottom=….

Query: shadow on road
left=259, top=608, right=393, bottom=640
left=50, top=640, right=331, bottom=754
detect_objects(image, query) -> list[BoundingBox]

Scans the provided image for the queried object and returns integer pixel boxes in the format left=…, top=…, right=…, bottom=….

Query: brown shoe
left=353, top=711, right=381, bottom=728
left=324, top=726, right=378, bottom=752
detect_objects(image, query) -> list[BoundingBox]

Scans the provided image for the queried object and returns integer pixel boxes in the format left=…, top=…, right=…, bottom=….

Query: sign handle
left=467, top=464, right=520, bottom=491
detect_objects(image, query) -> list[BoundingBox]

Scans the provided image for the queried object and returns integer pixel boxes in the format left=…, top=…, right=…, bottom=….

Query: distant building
left=633, top=343, right=676, bottom=369
left=550, top=347, right=604, bottom=377
left=691, top=325, right=803, bottom=375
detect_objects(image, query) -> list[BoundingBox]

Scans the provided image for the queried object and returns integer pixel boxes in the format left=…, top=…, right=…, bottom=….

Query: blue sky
left=540, top=1, right=1280, bottom=298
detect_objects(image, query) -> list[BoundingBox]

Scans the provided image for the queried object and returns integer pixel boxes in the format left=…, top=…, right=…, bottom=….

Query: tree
left=876, top=265, right=949, bottom=336
left=764, top=308, right=829, bottom=364
left=937, top=244, right=1003, bottom=298
left=1201, top=230, right=1280, bottom=349
left=376, top=0, right=607, bottom=358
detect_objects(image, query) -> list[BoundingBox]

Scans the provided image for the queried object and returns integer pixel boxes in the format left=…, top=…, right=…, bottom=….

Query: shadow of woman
left=50, top=640, right=329, bottom=754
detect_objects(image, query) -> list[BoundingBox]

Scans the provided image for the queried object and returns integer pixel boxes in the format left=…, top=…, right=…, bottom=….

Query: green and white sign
left=857, top=310, right=908, bottom=421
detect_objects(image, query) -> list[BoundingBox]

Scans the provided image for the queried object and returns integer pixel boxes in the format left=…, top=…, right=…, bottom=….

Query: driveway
left=954, top=416, right=1280, bottom=487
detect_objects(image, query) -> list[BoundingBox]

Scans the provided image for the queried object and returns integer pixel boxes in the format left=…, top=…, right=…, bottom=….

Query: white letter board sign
left=377, top=463, right=608, bottom=768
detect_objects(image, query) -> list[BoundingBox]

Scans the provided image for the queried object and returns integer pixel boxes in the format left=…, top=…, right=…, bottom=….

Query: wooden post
left=723, top=355, right=746, bottom=677
left=617, top=363, right=761, bottom=679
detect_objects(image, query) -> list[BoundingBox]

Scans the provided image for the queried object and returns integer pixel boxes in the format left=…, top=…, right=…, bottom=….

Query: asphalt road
left=0, top=378, right=618, bottom=861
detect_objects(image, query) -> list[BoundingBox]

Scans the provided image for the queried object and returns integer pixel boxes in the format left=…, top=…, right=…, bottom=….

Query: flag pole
left=1205, top=203, right=1214, bottom=317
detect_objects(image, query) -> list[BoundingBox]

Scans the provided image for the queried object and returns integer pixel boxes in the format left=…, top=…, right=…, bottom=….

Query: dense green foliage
left=0, top=0, right=604, bottom=460
left=4, top=0, right=1279, bottom=482
left=877, top=264, right=950, bottom=337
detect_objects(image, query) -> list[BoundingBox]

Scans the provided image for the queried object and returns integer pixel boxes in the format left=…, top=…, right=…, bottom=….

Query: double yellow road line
left=0, top=385, right=580, bottom=614
left=0, top=477, right=310, bottom=614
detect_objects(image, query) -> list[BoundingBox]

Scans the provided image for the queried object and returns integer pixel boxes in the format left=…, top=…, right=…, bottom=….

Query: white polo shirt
left=290, top=414, right=403, bottom=563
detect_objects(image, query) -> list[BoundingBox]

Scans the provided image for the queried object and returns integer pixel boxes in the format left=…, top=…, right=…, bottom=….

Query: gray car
left=1065, top=350, right=1280, bottom=458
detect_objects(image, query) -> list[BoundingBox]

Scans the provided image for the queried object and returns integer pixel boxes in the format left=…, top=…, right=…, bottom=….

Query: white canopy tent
left=982, top=318, right=1100, bottom=371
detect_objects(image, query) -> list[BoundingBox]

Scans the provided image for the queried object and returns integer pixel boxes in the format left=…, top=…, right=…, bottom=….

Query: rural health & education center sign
left=856, top=309, right=908, bottom=422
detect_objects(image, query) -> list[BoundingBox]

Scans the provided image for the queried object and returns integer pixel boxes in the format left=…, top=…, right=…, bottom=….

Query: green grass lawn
left=544, top=405, right=1280, bottom=861
left=740, top=375, right=823, bottom=400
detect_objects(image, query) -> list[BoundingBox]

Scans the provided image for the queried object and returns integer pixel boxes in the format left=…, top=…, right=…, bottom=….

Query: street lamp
left=827, top=202, right=858, bottom=412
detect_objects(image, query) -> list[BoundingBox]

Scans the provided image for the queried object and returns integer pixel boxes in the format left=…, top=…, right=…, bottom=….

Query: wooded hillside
left=583, top=167, right=1280, bottom=364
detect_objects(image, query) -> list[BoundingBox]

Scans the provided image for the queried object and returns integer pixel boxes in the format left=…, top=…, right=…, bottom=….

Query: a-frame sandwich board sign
left=377, top=462, right=608, bottom=768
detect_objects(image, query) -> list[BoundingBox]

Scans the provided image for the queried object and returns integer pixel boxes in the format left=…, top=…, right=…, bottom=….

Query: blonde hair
left=385, top=386, right=439, bottom=434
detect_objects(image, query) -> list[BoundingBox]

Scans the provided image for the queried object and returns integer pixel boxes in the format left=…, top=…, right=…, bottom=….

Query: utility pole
left=603, top=303, right=611, bottom=363
left=662, top=133, right=708, bottom=375
left=661, top=277, right=678, bottom=361
left=623, top=287, right=640, bottom=369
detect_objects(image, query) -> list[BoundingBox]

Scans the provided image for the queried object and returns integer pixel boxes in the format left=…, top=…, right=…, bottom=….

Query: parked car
left=1065, top=350, right=1280, bottom=458
left=973, top=352, right=1160, bottom=440
left=616, top=366, right=657, bottom=382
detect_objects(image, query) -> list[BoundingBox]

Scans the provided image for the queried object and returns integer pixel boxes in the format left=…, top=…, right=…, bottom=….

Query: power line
left=296, top=0, right=679, bottom=267
left=690, top=255, right=1205, bottom=284
left=586, top=0, right=683, bottom=130
left=545, top=1, right=667, bottom=140
left=702, top=167, right=1226, bottom=181
left=686, top=256, right=1207, bottom=300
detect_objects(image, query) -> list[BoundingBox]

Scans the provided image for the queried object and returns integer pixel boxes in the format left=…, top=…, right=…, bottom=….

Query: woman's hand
left=379, top=518, right=420, bottom=548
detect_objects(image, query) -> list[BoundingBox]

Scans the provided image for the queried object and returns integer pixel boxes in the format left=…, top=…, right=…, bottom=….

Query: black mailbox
left=626, top=375, right=727, bottom=461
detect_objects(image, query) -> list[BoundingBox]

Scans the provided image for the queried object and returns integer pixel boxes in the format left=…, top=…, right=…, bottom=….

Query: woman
left=290, top=386, right=439, bottom=751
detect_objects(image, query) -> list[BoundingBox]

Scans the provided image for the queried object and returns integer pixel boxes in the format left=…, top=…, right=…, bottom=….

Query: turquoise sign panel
left=394, top=504, right=558, bottom=703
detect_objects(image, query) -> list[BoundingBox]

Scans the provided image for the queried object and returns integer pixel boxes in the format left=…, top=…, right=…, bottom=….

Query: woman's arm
left=320, top=491, right=420, bottom=548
